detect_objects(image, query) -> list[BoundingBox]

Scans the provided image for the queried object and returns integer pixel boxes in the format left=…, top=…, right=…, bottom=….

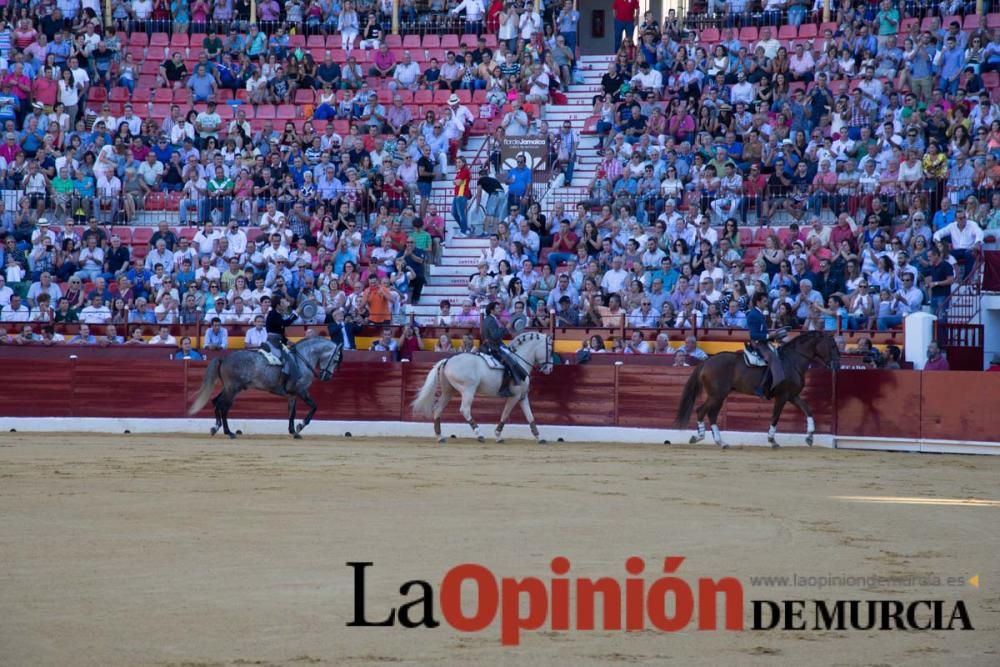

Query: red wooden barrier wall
left=1, top=358, right=996, bottom=442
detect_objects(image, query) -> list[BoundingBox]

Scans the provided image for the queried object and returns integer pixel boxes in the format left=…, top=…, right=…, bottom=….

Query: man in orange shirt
left=452, top=156, right=471, bottom=237
left=361, top=275, right=394, bottom=325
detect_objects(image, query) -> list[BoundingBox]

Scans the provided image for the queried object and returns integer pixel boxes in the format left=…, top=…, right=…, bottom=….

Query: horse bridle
left=291, top=342, right=341, bottom=381
left=783, top=340, right=838, bottom=370
left=509, top=335, right=554, bottom=374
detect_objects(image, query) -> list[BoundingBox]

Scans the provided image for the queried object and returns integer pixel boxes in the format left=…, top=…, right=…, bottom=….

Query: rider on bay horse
left=748, top=291, right=785, bottom=398
left=480, top=302, right=527, bottom=397
left=264, top=295, right=300, bottom=390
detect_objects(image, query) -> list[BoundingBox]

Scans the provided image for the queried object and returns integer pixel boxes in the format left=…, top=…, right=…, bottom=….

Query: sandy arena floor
left=1, top=432, right=998, bottom=667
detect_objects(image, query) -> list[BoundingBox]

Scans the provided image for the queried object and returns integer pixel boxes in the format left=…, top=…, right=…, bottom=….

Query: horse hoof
left=477, top=435, right=485, bottom=443
left=496, top=438, right=505, bottom=444
left=236, top=430, right=243, bottom=435
left=227, top=433, right=236, bottom=440
left=210, top=426, right=218, bottom=436
left=296, top=423, right=304, bottom=433
left=805, top=435, right=814, bottom=446
left=769, top=438, right=780, bottom=448
left=437, top=436, right=446, bottom=444
left=293, top=433, right=303, bottom=440
left=538, top=439, right=548, bottom=445
left=689, top=435, right=704, bottom=444
left=719, top=443, right=729, bottom=450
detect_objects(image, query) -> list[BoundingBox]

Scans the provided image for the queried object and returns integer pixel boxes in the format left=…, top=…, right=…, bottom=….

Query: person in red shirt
left=923, top=341, right=950, bottom=371
left=547, top=218, right=579, bottom=271
left=452, top=156, right=471, bottom=237
left=612, top=0, right=639, bottom=52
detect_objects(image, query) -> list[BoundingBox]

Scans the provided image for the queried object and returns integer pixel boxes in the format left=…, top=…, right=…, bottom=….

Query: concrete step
left=429, top=264, right=485, bottom=278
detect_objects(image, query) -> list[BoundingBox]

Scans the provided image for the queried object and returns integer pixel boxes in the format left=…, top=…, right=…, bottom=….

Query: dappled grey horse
left=188, top=336, right=342, bottom=439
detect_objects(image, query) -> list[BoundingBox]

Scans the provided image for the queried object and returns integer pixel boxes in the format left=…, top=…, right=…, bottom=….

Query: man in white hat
left=30, top=218, right=56, bottom=248
left=443, top=93, right=474, bottom=162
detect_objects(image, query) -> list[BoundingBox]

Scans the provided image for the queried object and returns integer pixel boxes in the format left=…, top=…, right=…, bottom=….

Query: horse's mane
left=510, top=331, right=547, bottom=352
left=784, top=331, right=829, bottom=349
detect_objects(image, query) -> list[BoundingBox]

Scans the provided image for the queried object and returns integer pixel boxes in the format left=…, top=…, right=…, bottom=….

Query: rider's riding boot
left=754, top=370, right=770, bottom=399
left=498, top=371, right=513, bottom=397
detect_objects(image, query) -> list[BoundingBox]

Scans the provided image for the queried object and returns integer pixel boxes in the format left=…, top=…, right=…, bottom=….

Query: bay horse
left=187, top=336, right=342, bottom=439
left=411, top=332, right=554, bottom=443
left=675, top=331, right=840, bottom=448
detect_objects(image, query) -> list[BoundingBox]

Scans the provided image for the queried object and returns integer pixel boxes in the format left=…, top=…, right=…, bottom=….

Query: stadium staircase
left=414, top=56, right=614, bottom=322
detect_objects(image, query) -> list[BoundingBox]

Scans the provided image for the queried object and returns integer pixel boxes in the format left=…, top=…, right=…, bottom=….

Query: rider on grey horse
left=264, top=296, right=300, bottom=390
left=479, top=302, right=526, bottom=397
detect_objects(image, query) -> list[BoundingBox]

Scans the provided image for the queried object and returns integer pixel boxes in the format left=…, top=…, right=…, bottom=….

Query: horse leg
left=296, top=390, right=318, bottom=435
left=458, top=388, right=484, bottom=442
left=767, top=396, right=788, bottom=448
left=495, top=395, right=519, bottom=443
left=288, top=397, right=299, bottom=438
left=788, top=394, right=815, bottom=446
left=518, top=394, right=545, bottom=444
left=219, top=390, right=238, bottom=439
left=690, top=398, right=709, bottom=444
left=432, top=377, right=455, bottom=444
left=210, top=394, right=223, bottom=436
left=705, top=398, right=727, bottom=449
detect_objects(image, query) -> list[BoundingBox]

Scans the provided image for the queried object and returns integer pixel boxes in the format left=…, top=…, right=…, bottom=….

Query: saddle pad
left=476, top=353, right=505, bottom=370
left=257, top=349, right=282, bottom=366
left=743, top=348, right=768, bottom=367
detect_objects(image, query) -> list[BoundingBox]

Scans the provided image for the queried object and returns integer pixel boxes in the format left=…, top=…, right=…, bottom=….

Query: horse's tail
left=188, top=358, right=222, bottom=416
left=411, top=359, right=448, bottom=417
left=675, top=364, right=704, bottom=428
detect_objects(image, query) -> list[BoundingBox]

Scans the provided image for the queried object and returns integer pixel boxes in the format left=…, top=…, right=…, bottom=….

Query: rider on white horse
left=480, top=302, right=527, bottom=397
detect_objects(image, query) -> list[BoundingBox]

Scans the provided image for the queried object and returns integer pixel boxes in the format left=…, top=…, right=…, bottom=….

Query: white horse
left=412, top=332, right=554, bottom=443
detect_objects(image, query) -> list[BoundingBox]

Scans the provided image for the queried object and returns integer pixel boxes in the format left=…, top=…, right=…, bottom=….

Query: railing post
left=392, top=0, right=400, bottom=35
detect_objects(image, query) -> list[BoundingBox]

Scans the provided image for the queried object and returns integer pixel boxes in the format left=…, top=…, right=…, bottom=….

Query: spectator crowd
left=0, top=0, right=996, bottom=361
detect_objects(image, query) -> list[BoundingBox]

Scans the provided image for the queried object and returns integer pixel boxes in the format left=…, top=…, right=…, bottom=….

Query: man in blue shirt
left=174, top=336, right=205, bottom=360
left=506, top=155, right=532, bottom=210
left=937, top=35, right=966, bottom=95
left=748, top=291, right=784, bottom=398
left=204, top=318, right=229, bottom=350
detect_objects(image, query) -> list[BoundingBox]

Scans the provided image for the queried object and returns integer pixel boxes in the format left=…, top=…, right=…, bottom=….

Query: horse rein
left=508, top=335, right=554, bottom=374
left=291, top=342, right=340, bottom=381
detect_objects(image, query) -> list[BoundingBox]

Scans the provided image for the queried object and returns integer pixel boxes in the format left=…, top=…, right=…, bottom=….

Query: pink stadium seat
left=132, top=227, right=153, bottom=245
left=440, top=34, right=459, bottom=49
left=422, top=34, right=441, bottom=49
left=288, top=34, right=306, bottom=48
left=275, top=104, right=297, bottom=120
left=141, top=193, right=163, bottom=212
left=111, top=226, right=133, bottom=244
left=460, top=34, right=478, bottom=48
left=108, top=87, right=129, bottom=103
left=455, top=89, right=471, bottom=104
left=149, top=32, right=169, bottom=48
left=385, top=34, right=402, bottom=48
left=797, top=23, right=817, bottom=39
left=140, top=60, right=160, bottom=76
left=132, top=87, right=152, bottom=104
left=152, top=88, right=173, bottom=103
left=170, top=33, right=189, bottom=48
left=778, top=25, right=797, bottom=40
left=254, top=105, right=275, bottom=120
left=307, top=35, right=326, bottom=50
left=818, top=22, right=837, bottom=35
left=89, top=87, right=107, bottom=103
left=414, top=89, right=432, bottom=104
left=178, top=227, right=197, bottom=240
left=738, top=27, right=758, bottom=42
left=402, top=34, right=421, bottom=49
left=989, top=13, right=1000, bottom=29
left=294, top=89, right=315, bottom=105
left=963, top=14, right=980, bottom=29
left=483, top=35, right=497, bottom=49
left=472, top=89, right=487, bottom=104
left=700, top=28, right=720, bottom=43
left=433, top=89, right=451, bottom=104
